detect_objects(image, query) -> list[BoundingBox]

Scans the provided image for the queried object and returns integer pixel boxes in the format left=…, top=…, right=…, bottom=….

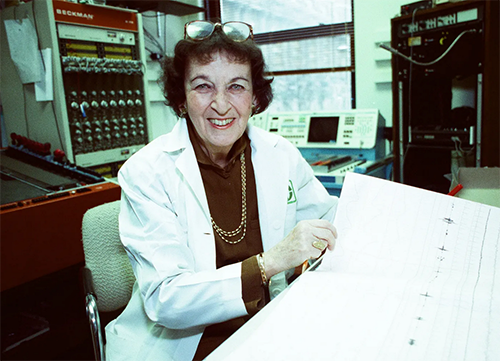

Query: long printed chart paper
left=212, top=172, right=500, bottom=361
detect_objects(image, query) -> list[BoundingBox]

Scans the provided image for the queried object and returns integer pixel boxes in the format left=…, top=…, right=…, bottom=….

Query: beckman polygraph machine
left=1, top=0, right=152, bottom=177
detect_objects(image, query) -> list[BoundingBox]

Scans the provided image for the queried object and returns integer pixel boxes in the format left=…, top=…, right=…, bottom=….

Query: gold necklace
left=211, top=152, right=247, bottom=244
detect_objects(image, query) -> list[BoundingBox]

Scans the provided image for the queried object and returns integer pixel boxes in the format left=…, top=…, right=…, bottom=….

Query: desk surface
left=0, top=181, right=121, bottom=292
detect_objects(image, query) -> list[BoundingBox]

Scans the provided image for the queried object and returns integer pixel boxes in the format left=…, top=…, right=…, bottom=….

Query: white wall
left=353, top=0, right=407, bottom=128
left=142, top=0, right=204, bottom=140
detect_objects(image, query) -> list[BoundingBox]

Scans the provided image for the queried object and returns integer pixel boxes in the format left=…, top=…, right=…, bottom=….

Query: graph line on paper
left=463, top=207, right=490, bottom=359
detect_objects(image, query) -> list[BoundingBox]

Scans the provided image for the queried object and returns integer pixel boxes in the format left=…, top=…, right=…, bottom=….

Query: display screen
left=308, top=116, right=339, bottom=143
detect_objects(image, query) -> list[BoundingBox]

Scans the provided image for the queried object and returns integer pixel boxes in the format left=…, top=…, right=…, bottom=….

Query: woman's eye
left=229, top=84, right=244, bottom=91
left=195, top=83, right=211, bottom=91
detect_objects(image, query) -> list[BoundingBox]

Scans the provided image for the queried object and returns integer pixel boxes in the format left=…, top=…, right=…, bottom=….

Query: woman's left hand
left=262, top=219, right=337, bottom=279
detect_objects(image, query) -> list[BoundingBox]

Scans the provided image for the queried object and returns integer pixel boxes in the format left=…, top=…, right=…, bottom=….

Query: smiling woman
left=104, top=21, right=339, bottom=361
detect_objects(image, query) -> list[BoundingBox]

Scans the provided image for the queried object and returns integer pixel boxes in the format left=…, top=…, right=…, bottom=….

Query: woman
left=105, top=20, right=338, bottom=361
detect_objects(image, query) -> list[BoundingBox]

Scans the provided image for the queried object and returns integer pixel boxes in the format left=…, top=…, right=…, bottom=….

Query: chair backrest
left=82, top=200, right=135, bottom=312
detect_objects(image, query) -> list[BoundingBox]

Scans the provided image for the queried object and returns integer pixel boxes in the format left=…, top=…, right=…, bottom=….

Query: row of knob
left=73, top=117, right=146, bottom=141
left=74, top=129, right=146, bottom=144
left=68, top=89, right=144, bottom=112
left=69, top=89, right=142, bottom=98
left=70, top=98, right=143, bottom=109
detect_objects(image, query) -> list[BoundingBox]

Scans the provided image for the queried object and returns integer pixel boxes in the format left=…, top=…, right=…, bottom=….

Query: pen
left=300, top=247, right=327, bottom=273
left=448, top=184, right=463, bottom=196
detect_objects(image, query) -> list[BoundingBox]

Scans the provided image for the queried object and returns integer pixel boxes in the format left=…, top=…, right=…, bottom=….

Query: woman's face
left=184, top=51, right=254, bottom=160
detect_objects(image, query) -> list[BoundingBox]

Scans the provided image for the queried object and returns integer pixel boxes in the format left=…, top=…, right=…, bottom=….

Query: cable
left=406, top=7, right=418, bottom=167
left=22, top=86, right=30, bottom=139
left=451, top=137, right=462, bottom=184
left=379, top=29, right=477, bottom=66
left=143, top=27, right=164, bottom=54
left=145, top=46, right=156, bottom=54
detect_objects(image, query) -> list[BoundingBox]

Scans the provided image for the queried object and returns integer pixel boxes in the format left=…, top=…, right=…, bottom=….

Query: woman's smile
left=208, top=117, right=235, bottom=127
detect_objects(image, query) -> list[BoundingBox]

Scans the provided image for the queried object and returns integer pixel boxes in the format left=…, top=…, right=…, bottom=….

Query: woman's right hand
left=263, top=219, right=337, bottom=279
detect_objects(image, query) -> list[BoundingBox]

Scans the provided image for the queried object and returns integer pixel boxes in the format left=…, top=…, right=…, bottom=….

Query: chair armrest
left=81, top=266, right=105, bottom=361
left=82, top=266, right=97, bottom=299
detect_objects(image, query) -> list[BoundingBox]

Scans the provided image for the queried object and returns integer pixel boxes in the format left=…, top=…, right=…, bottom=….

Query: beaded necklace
left=211, top=152, right=247, bottom=244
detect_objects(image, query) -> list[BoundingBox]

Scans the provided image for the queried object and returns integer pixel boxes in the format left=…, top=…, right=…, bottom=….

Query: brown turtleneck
left=187, top=121, right=269, bottom=360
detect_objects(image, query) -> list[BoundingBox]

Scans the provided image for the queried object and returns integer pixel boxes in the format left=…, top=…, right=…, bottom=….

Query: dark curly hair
left=160, top=28, right=273, bottom=118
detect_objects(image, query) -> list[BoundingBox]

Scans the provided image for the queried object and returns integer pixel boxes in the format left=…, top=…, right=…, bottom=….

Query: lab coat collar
left=163, top=119, right=190, bottom=153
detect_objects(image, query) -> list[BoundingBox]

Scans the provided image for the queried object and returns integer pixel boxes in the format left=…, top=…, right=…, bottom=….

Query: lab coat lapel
left=163, top=120, right=214, bottom=271
left=164, top=120, right=211, bottom=225
left=248, top=126, right=288, bottom=251
left=175, top=148, right=211, bottom=226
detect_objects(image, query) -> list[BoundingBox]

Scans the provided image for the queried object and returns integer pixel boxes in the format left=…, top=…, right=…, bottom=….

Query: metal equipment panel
left=0, top=0, right=152, bottom=176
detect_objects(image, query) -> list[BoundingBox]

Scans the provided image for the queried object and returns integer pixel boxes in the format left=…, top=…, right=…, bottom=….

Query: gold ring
left=312, top=240, right=326, bottom=251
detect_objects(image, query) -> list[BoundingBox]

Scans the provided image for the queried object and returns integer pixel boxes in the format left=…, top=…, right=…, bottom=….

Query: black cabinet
left=390, top=0, right=499, bottom=193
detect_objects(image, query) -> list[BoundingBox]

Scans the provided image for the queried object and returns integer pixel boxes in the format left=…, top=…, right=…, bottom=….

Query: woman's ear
left=179, top=104, right=187, bottom=117
left=251, top=98, right=258, bottom=115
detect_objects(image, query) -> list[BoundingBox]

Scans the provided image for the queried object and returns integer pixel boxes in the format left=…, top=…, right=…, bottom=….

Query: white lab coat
left=105, top=118, right=338, bottom=361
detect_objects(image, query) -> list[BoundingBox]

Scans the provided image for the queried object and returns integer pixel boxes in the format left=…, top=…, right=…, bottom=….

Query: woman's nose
left=211, top=90, right=230, bottom=114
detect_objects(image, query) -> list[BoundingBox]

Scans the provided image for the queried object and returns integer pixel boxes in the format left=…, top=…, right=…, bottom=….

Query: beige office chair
left=81, top=200, right=135, bottom=361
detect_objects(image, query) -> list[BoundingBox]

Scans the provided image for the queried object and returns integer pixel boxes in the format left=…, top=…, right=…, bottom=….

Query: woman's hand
left=263, top=220, right=337, bottom=279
